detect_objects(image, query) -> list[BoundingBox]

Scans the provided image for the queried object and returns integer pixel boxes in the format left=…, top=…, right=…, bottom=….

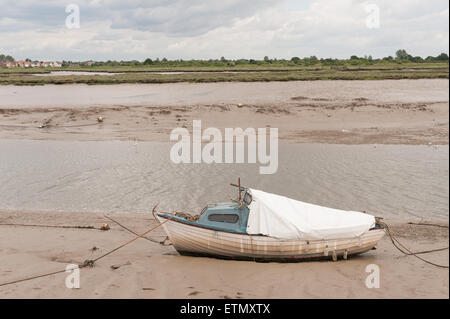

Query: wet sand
left=0, top=79, right=448, bottom=144
left=0, top=210, right=448, bottom=298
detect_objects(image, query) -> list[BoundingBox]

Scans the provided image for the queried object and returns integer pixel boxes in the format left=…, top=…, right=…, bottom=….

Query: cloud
left=107, top=0, right=277, bottom=36
left=0, top=0, right=448, bottom=60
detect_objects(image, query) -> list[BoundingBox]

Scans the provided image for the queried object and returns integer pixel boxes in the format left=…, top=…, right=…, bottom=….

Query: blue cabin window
left=208, top=214, right=239, bottom=223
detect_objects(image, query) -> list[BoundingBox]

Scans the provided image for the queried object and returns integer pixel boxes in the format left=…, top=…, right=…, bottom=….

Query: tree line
left=72, top=50, right=450, bottom=67
left=2, top=50, right=448, bottom=67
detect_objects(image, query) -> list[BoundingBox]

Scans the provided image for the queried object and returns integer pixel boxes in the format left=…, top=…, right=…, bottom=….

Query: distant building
left=2, top=60, right=64, bottom=68
left=80, top=60, right=94, bottom=66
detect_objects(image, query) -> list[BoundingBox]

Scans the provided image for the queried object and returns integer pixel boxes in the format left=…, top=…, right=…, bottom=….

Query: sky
left=0, top=0, right=448, bottom=61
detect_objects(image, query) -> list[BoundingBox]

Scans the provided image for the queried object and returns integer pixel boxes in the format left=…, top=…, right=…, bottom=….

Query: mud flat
left=0, top=210, right=448, bottom=299
left=0, top=79, right=448, bottom=144
left=0, top=79, right=448, bottom=298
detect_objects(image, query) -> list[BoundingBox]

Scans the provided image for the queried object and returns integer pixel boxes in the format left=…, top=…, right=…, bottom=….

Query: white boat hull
left=157, top=216, right=385, bottom=261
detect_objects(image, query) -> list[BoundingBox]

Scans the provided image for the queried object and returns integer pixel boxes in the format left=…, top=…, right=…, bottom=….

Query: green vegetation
left=0, top=49, right=448, bottom=85
left=0, top=54, right=15, bottom=63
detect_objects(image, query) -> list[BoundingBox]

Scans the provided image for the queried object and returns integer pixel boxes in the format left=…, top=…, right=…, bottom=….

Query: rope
left=407, top=222, right=449, bottom=228
left=0, top=269, right=68, bottom=288
left=402, top=246, right=449, bottom=256
left=103, top=214, right=169, bottom=245
left=0, top=223, right=100, bottom=230
left=0, top=213, right=174, bottom=288
left=0, top=122, right=100, bottom=129
left=82, top=214, right=174, bottom=265
left=380, top=221, right=449, bottom=268
left=0, top=124, right=38, bottom=128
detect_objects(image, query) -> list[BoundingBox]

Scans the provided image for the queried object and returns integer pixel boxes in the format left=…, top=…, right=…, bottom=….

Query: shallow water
left=0, top=79, right=447, bottom=108
left=0, top=140, right=447, bottom=220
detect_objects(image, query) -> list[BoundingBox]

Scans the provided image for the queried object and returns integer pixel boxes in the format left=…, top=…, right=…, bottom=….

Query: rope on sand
left=0, top=124, right=38, bottom=128
left=407, top=222, right=449, bottom=228
left=0, top=122, right=100, bottom=129
left=380, top=221, right=449, bottom=269
left=0, top=209, right=174, bottom=288
left=0, top=223, right=103, bottom=230
left=402, top=246, right=449, bottom=256
left=104, top=214, right=170, bottom=245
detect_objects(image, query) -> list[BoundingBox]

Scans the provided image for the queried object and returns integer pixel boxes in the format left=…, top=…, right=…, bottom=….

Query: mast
left=238, top=177, right=241, bottom=201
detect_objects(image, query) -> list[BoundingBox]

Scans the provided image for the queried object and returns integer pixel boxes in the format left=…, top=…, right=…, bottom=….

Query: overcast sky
left=0, top=0, right=448, bottom=61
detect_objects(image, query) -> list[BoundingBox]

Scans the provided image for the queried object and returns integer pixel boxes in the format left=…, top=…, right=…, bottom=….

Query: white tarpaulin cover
left=246, top=189, right=375, bottom=240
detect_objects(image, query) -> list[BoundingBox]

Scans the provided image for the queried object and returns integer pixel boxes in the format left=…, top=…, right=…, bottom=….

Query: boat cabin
left=158, top=191, right=253, bottom=234
left=196, top=202, right=249, bottom=233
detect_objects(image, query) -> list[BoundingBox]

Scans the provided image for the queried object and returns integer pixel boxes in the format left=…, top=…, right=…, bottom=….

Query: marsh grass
left=0, top=63, right=447, bottom=85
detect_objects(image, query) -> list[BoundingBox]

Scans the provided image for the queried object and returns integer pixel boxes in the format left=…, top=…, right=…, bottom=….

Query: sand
left=0, top=210, right=448, bottom=299
left=0, top=79, right=448, bottom=144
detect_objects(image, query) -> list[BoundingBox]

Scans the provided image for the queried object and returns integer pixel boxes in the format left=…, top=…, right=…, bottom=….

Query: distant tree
left=220, top=56, right=227, bottom=62
left=161, top=57, right=168, bottom=62
left=350, top=55, right=359, bottom=60
left=290, top=57, right=300, bottom=64
left=143, top=58, right=153, bottom=65
left=264, top=56, right=270, bottom=63
left=436, top=53, right=449, bottom=61
left=395, top=49, right=412, bottom=60
left=0, top=54, right=15, bottom=62
left=302, top=56, right=319, bottom=65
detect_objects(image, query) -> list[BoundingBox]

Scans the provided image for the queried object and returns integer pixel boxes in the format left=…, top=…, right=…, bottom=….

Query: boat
left=155, top=180, right=385, bottom=262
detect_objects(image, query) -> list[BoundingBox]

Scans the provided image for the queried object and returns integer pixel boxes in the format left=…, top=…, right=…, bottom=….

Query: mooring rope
left=380, top=221, right=449, bottom=269
left=103, top=214, right=169, bottom=245
left=0, top=124, right=37, bottom=128
left=0, top=223, right=100, bottom=230
left=407, top=222, right=449, bottom=228
left=0, top=122, right=100, bottom=129
left=0, top=212, right=174, bottom=288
